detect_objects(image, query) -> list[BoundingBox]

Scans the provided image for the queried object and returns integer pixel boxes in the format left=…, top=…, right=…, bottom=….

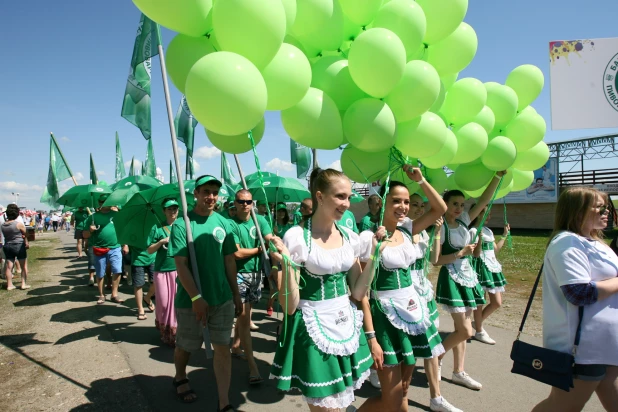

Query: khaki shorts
left=175, top=300, right=234, bottom=351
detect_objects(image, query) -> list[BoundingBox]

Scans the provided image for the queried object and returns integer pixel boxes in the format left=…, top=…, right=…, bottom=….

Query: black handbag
left=510, top=264, right=584, bottom=392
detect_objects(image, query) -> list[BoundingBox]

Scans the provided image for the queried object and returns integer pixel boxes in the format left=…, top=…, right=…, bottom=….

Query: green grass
left=498, top=230, right=550, bottom=297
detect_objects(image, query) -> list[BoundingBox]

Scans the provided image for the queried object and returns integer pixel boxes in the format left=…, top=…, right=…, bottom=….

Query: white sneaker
left=474, top=330, right=496, bottom=345
left=368, top=369, right=381, bottom=389
left=438, top=360, right=442, bottom=381
left=430, top=396, right=463, bottom=412
left=452, top=371, right=482, bottom=390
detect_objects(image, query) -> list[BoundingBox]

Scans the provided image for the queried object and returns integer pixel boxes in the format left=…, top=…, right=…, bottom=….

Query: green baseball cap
left=99, top=194, right=109, bottom=202
left=194, top=175, right=222, bottom=189
left=257, top=200, right=267, bottom=206
left=163, top=199, right=179, bottom=208
left=276, top=204, right=287, bottom=211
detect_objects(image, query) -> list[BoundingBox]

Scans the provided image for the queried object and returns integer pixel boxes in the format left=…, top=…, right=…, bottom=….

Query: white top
left=440, top=211, right=471, bottom=247
left=469, top=226, right=502, bottom=273
left=543, top=231, right=618, bottom=365
left=0, top=214, right=4, bottom=244
left=283, top=225, right=360, bottom=275
left=358, top=229, right=419, bottom=268
left=413, top=230, right=430, bottom=259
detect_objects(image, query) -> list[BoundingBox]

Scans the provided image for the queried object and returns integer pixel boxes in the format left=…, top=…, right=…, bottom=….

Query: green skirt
left=427, top=298, right=440, bottom=325
left=473, top=257, right=507, bottom=293
left=435, top=267, right=486, bottom=312
left=270, top=308, right=372, bottom=403
left=370, top=299, right=444, bottom=363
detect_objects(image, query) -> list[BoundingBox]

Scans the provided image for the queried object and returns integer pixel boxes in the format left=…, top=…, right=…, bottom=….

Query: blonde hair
left=309, top=168, right=349, bottom=217
left=549, top=186, right=607, bottom=245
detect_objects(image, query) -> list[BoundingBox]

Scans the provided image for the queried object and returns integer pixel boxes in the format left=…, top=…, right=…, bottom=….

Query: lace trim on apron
left=371, top=285, right=432, bottom=336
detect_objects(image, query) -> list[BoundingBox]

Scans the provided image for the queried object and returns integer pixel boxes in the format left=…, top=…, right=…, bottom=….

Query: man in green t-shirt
left=127, top=246, right=155, bottom=320
left=167, top=175, right=242, bottom=408
left=338, top=209, right=359, bottom=234
left=293, top=197, right=312, bottom=226
left=229, top=189, right=275, bottom=383
left=71, top=207, right=89, bottom=258
left=83, top=196, right=124, bottom=305
left=359, top=194, right=382, bottom=233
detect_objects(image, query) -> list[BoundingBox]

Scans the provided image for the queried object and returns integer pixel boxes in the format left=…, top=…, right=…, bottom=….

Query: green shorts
left=175, top=300, right=234, bottom=351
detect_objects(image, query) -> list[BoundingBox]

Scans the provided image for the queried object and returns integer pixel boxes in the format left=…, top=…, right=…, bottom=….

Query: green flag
left=170, top=160, right=178, bottom=184
left=90, top=153, right=99, bottom=184
left=290, top=139, right=311, bottom=179
left=141, top=161, right=146, bottom=176
left=186, top=150, right=194, bottom=180
left=220, top=153, right=238, bottom=186
left=144, top=139, right=157, bottom=178
left=121, top=14, right=162, bottom=140
left=129, top=156, right=136, bottom=177
left=174, top=95, right=197, bottom=154
left=115, top=132, right=126, bottom=181
left=40, top=134, right=74, bottom=207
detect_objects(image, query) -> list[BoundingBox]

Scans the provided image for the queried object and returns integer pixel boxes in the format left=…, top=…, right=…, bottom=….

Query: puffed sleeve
left=283, top=226, right=308, bottom=264
left=342, top=227, right=361, bottom=258
left=469, top=227, right=478, bottom=242
left=459, top=211, right=471, bottom=227
left=440, top=224, right=446, bottom=245
left=358, top=230, right=374, bottom=262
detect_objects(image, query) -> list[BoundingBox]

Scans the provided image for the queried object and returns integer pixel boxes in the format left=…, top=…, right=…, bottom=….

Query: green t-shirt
left=293, top=210, right=303, bottom=226
left=147, top=224, right=176, bottom=272
left=359, top=212, right=378, bottom=233
left=168, top=211, right=236, bottom=308
left=84, top=211, right=120, bottom=249
left=73, top=210, right=89, bottom=231
left=275, top=222, right=293, bottom=239
left=130, top=246, right=155, bottom=267
left=219, top=209, right=230, bottom=220
left=337, top=210, right=359, bottom=234
left=230, top=215, right=272, bottom=273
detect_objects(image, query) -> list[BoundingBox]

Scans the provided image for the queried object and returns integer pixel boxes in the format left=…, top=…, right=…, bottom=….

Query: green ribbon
left=503, top=197, right=513, bottom=250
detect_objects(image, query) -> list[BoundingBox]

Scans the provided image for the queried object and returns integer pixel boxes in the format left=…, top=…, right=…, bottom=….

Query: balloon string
left=503, top=197, right=513, bottom=250
left=467, top=176, right=504, bottom=264
left=420, top=226, right=436, bottom=288
left=247, top=130, right=274, bottom=230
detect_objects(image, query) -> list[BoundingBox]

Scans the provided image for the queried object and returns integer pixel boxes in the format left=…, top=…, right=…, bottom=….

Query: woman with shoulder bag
left=532, top=187, right=618, bottom=411
left=1, top=204, right=30, bottom=290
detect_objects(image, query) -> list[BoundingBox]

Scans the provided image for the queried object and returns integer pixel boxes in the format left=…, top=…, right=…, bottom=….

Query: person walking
left=229, top=189, right=275, bottom=384
left=168, top=175, right=242, bottom=410
left=129, top=245, right=155, bottom=321
left=1, top=204, right=30, bottom=290
left=147, top=199, right=179, bottom=346
left=72, top=207, right=89, bottom=258
left=532, top=187, right=618, bottom=412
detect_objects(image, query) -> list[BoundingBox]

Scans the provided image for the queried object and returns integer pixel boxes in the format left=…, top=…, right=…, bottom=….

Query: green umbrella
left=114, top=184, right=194, bottom=248
left=56, top=184, right=112, bottom=208
left=247, top=176, right=310, bottom=203
left=104, top=176, right=163, bottom=208
left=350, top=190, right=364, bottom=204
left=245, top=171, right=277, bottom=183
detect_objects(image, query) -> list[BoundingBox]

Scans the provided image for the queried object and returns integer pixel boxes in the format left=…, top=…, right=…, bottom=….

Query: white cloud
left=0, top=182, right=43, bottom=192
left=98, top=170, right=106, bottom=176
left=192, top=160, right=201, bottom=172
left=327, top=160, right=342, bottom=171
left=124, top=159, right=143, bottom=169
left=74, top=172, right=84, bottom=181
left=266, top=158, right=294, bottom=172
left=60, top=136, right=70, bottom=142
left=194, top=146, right=221, bottom=160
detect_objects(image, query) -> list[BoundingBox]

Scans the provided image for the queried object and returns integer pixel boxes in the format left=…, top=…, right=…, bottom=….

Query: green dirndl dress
left=435, top=219, right=486, bottom=313
left=471, top=227, right=507, bottom=294
left=270, top=222, right=372, bottom=409
left=411, top=230, right=440, bottom=326
left=367, top=228, right=444, bottom=365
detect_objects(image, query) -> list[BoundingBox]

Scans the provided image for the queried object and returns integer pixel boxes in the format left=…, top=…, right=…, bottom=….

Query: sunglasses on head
left=236, top=199, right=253, bottom=206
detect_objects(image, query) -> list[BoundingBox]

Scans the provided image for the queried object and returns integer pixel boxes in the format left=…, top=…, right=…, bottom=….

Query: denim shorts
left=132, top=263, right=154, bottom=288
left=94, top=247, right=122, bottom=278
left=175, top=300, right=235, bottom=350
left=573, top=364, right=608, bottom=381
left=3, top=242, right=26, bottom=262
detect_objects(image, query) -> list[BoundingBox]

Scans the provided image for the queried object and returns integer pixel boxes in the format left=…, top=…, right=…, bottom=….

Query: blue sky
left=1, top=0, right=616, bottom=210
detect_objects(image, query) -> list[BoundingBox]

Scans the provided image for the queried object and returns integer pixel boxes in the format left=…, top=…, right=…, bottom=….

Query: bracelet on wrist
left=365, top=331, right=376, bottom=340
left=191, top=294, right=202, bottom=302
left=416, top=178, right=426, bottom=185
left=434, top=236, right=441, bottom=240
left=271, top=265, right=279, bottom=270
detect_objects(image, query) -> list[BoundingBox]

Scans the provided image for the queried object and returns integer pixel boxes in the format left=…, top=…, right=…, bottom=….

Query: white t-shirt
left=543, top=231, right=618, bottom=365
left=0, top=214, right=4, bottom=244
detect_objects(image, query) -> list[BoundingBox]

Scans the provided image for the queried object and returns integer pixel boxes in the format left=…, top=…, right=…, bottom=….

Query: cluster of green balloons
left=133, top=0, right=549, bottom=199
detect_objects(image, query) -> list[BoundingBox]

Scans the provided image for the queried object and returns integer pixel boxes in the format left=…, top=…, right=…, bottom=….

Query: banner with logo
left=550, top=37, right=618, bottom=129
left=504, top=157, right=558, bottom=203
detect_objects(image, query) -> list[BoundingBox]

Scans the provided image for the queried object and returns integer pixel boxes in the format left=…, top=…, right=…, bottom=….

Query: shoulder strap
left=334, top=220, right=350, bottom=241
left=397, top=226, right=412, bottom=241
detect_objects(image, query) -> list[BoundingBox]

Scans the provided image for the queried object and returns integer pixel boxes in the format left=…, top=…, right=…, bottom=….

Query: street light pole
left=11, top=192, right=19, bottom=204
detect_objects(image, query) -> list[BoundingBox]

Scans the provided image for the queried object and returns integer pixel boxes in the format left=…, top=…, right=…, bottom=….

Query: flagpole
left=233, top=154, right=270, bottom=266
left=157, top=44, right=213, bottom=359
left=51, top=132, right=79, bottom=186
left=312, top=148, right=318, bottom=169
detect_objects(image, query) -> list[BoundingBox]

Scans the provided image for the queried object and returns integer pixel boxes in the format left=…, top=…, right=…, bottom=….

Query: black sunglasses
left=598, top=206, right=609, bottom=215
left=236, top=199, right=253, bottom=206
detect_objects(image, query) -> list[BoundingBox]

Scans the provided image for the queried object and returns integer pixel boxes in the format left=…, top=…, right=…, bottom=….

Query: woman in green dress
left=270, top=168, right=380, bottom=411
left=434, top=171, right=505, bottom=391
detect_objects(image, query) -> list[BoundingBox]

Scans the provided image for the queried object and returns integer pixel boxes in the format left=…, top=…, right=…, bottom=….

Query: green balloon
left=281, top=0, right=297, bottom=31
left=506, top=64, right=544, bottom=111
left=339, top=0, right=383, bottom=26
left=442, top=73, right=459, bottom=90
left=429, top=81, right=446, bottom=114
left=213, top=0, right=286, bottom=69
left=450, top=122, right=488, bottom=164
left=285, top=34, right=321, bottom=59
left=296, top=0, right=343, bottom=52
left=504, top=110, right=547, bottom=151
left=133, top=0, right=213, bottom=37
left=425, top=168, right=448, bottom=193
left=166, top=35, right=216, bottom=94
left=426, top=22, right=477, bottom=76
left=186, top=52, right=267, bottom=136
left=348, top=28, right=407, bottom=98
left=311, top=56, right=367, bottom=111
left=441, top=78, right=487, bottom=126
left=485, top=82, right=518, bottom=129
left=511, top=168, right=534, bottom=191
left=494, top=179, right=513, bottom=200
left=472, top=106, right=496, bottom=134
left=512, top=141, right=550, bottom=171
left=395, top=112, right=448, bottom=158
left=262, top=43, right=312, bottom=110
left=281, top=87, right=344, bottom=150
left=206, top=118, right=265, bottom=154
left=481, top=136, right=517, bottom=171
left=292, top=0, right=334, bottom=37
left=446, top=174, right=469, bottom=198
left=416, top=0, right=468, bottom=44
left=420, top=128, right=457, bottom=168
left=344, top=98, right=397, bottom=152
left=342, top=12, right=363, bottom=41
left=454, top=163, right=494, bottom=191
left=341, top=145, right=391, bottom=183
left=373, top=0, right=426, bottom=60
left=385, top=60, right=441, bottom=122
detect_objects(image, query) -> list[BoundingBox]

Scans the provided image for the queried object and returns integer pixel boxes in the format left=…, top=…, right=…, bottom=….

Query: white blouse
left=283, top=225, right=360, bottom=275
left=440, top=211, right=472, bottom=248
left=358, top=229, right=420, bottom=268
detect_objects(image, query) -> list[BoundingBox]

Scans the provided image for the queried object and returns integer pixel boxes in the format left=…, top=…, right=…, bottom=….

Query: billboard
left=550, top=37, right=618, bottom=130
left=505, top=157, right=558, bottom=203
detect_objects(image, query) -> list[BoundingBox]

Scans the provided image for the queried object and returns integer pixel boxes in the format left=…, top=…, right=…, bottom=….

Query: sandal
left=97, top=296, right=105, bottom=305
left=172, top=378, right=197, bottom=404
left=249, top=375, right=263, bottom=385
left=231, top=350, right=246, bottom=360
left=110, top=296, right=124, bottom=304
left=137, top=312, right=147, bottom=321
left=144, top=298, right=155, bottom=313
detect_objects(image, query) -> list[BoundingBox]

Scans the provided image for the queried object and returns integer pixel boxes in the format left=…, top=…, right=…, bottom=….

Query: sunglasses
left=236, top=199, right=253, bottom=206
left=598, top=206, right=610, bottom=215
